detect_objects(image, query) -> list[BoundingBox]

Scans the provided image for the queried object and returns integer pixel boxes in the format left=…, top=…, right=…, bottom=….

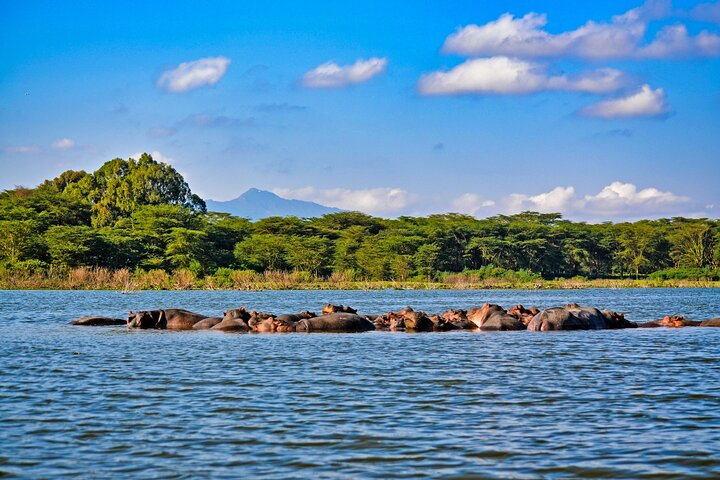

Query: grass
left=0, top=267, right=718, bottom=290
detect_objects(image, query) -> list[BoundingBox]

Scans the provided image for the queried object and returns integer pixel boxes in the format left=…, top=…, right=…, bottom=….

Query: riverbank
left=1, top=267, right=719, bottom=290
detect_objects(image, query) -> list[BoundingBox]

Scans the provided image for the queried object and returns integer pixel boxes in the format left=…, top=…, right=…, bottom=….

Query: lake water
left=1, top=288, right=719, bottom=478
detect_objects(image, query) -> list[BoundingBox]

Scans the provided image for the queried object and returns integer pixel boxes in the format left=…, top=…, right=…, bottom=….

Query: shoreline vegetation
left=2, top=154, right=720, bottom=290
left=1, top=267, right=719, bottom=291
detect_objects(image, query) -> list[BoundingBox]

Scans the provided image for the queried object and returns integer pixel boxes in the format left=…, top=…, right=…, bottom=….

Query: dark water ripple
left=1, top=288, right=719, bottom=478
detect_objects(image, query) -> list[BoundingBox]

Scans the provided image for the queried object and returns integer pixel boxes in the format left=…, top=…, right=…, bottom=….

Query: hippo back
left=527, top=306, right=606, bottom=331
left=296, top=313, right=375, bottom=332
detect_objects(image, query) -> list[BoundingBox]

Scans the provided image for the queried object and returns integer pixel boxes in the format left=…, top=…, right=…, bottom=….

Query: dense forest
left=1, top=154, right=719, bottom=288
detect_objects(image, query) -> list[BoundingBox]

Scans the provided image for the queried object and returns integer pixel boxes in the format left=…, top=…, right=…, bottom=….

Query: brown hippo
left=276, top=311, right=316, bottom=323
left=527, top=305, right=618, bottom=331
left=700, top=318, right=720, bottom=327
left=639, top=315, right=702, bottom=328
left=467, top=304, right=526, bottom=331
left=429, top=314, right=460, bottom=332
left=193, top=317, right=224, bottom=329
left=69, top=316, right=126, bottom=326
left=321, top=304, right=358, bottom=315
left=402, top=311, right=435, bottom=332
left=507, top=305, right=540, bottom=326
left=441, top=309, right=477, bottom=330
left=295, top=313, right=375, bottom=332
left=248, top=314, right=281, bottom=332
left=601, top=310, right=638, bottom=329
left=210, top=307, right=254, bottom=332
left=127, top=309, right=208, bottom=330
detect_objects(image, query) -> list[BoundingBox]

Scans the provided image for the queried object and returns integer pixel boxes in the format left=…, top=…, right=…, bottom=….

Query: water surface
left=1, top=289, right=719, bottom=478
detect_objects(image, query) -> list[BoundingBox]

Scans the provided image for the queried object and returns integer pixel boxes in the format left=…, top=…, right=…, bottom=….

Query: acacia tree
left=617, top=222, right=657, bottom=278
left=670, top=221, right=715, bottom=268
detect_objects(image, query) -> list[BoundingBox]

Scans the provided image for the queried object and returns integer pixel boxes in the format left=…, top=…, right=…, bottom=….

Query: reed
left=0, top=267, right=719, bottom=290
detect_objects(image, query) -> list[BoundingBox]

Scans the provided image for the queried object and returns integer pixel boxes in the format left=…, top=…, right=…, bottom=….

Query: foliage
left=1, top=155, right=718, bottom=284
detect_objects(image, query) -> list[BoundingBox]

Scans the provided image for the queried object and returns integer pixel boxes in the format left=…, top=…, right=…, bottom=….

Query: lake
left=1, top=288, right=719, bottom=478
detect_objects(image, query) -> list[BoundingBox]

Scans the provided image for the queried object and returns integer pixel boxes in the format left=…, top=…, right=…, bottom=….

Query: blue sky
left=1, top=0, right=719, bottom=221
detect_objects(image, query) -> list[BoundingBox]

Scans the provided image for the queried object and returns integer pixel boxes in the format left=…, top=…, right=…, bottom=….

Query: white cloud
left=452, top=193, right=496, bottom=216
left=504, top=186, right=576, bottom=213
left=51, top=138, right=75, bottom=150
left=418, top=57, right=628, bottom=95
left=580, top=181, right=690, bottom=216
left=273, top=186, right=413, bottom=215
left=156, top=56, right=230, bottom=93
left=3, top=145, right=40, bottom=154
left=441, top=1, right=719, bottom=59
left=580, top=84, right=668, bottom=118
left=130, top=150, right=175, bottom=165
left=496, top=182, right=690, bottom=218
left=640, top=24, right=720, bottom=57
left=300, top=57, right=387, bottom=88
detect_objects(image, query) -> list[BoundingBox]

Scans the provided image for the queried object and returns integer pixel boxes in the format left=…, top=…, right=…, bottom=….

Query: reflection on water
left=1, top=289, right=719, bottom=478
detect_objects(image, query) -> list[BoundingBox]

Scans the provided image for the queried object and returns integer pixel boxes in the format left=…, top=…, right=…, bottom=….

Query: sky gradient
left=1, top=0, right=719, bottom=221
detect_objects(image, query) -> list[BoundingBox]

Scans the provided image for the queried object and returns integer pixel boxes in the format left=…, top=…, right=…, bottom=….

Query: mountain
left=205, top=188, right=342, bottom=220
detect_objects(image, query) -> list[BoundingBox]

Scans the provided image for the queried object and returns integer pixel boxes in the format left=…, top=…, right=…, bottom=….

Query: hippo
left=467, top=304, right=526, bottom=331
left=295, top=313, right=375, bottom=333
left=127, top=309, right=207, bottom=330
left=402, top=311, right=435, bottom=332
left=276, top=311, right=316, bottom=323
left=701, top=318, right=720, bottom=327
left=321, top=304, right=358, bottom=315
left=507, top=305, right=540, bottom=326
left=429, top=314, right=460, bottom=331
left=601, top=310, right=638, bottom=329
left=193, top=317, right=224, bottom=329
left=639, top=315, right=702, bottom=328
left=527, top=305, right=627, bottom=331
left=441, top=309, right=477, bottom=330
left=69, top=316, right=126, bottom=326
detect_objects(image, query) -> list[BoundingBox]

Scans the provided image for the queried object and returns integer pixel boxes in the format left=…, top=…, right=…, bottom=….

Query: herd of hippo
left=71, top=302, right=720, bottom=332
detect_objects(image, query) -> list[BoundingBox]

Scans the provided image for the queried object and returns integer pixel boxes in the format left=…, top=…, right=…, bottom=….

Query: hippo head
left=442, top=309, right=466, bottom=322
left=273, top=317, right=296, bottom=333
left=127, top=310, right=165, bottom=329
left=662, top=315, right=687, bottom=328
left=322, top=304, right=339, bottom=315
left=299, top=311, right=317, bottom=319
left=223, top=306, right=250, bottom=322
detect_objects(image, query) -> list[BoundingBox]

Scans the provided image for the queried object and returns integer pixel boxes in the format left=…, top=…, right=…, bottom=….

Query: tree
left=670, top=221, right=715, bottom=268
left=286, top=236, right=332, bottom=274
left=0, top=220, right=37, bottom=263
left=234, top=234, right=288, bottom=271
left=81, top=154, right=206, bottom=227
left=617, top=222, right=657, bottom=278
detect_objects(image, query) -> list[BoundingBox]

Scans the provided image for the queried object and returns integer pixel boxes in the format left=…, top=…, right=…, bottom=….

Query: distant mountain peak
left=205, top=188, right=342, bottom=220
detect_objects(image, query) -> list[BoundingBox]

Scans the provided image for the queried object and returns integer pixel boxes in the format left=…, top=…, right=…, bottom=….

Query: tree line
left=1, top=154, right=718, bottom=282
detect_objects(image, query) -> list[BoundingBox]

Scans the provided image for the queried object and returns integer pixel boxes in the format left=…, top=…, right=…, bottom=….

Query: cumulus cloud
left=442, top=1, right=720, bottom=59
left=452, top=193, right=495, bottom=216
left=300, top=57, right=387, bottom=88
left=418, top=57, right=628, bottom=95
left=504, top=186, right=577, bottom=213
left=580, top=84, right=668, bottom=119
left=3, top=145, right=40, bottom=154
left=580, top=181, right=690, bottom=216
left=641, top=24, right=720, bottom=57
left=495, top=182, right=689, bottom=218
left=51, top=138, right=75, bottom=150
left=273, top=186, right=413, bottom=215
left=156, top=56, right=230, bottom=93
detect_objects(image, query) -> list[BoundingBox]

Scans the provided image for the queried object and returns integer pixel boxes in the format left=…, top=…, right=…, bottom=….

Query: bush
left=649, top=267, right=719, bottom=281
